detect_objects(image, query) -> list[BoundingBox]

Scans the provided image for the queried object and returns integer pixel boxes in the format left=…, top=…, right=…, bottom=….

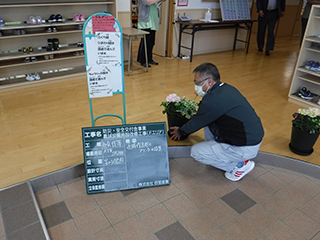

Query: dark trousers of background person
left=257, top=10, right=279, bottom=51
left=137, top=29, right=156, bottom=65
left=300, top=18, right=308, bottom=46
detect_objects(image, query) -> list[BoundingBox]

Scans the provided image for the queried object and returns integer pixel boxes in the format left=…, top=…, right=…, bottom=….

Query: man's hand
left=170, top=126, right=180, bottom=141
left=259, top=10, right=264, bottom=17
left=280, top=11, right=285, bottom=17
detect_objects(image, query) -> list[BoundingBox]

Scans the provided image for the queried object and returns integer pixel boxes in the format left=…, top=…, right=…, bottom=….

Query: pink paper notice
left=92, top=15, right=115, bottom=33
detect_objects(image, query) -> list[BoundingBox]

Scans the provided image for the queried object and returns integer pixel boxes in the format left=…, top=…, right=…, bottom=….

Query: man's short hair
left=193, top=62, right=220, bottom=82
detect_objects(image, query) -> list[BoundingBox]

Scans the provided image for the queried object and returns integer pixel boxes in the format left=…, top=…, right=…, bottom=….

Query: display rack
left=288, top=5, right=320, bottom=108
left=0, top=1, right=116, bottom=90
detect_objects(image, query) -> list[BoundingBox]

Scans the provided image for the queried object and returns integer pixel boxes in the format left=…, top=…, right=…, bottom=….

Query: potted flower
left=160, top=93, right=198, bottom=140
left=289, top=107, right=320, bottom=155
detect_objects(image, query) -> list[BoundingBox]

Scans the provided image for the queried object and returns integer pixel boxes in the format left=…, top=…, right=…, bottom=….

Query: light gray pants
left=190, top=127, right=261, bottom=172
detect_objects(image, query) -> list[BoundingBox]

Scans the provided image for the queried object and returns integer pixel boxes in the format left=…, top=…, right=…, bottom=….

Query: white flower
left=297, top=107, right=320, bottom=118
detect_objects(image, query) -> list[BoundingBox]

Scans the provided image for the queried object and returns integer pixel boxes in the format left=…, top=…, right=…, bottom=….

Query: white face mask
left=194, top=80, right=208, bottom=97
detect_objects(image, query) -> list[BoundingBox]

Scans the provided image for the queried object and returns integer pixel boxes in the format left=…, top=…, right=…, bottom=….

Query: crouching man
left=170, top=62, right=264, bottom=181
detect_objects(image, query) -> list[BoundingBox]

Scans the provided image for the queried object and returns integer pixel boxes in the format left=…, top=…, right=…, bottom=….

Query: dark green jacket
left=179, top=82, right=264, bottom=146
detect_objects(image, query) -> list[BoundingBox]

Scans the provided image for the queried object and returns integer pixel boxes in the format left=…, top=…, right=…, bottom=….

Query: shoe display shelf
left=0, top=1, right=116, bottom=91
left=288, top=5, right=320, bottom=108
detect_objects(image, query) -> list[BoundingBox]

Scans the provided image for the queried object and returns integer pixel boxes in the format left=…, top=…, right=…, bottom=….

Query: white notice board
left=83, top=13, right=126, bottom=126
left=83, top=14, right=124, bottom=98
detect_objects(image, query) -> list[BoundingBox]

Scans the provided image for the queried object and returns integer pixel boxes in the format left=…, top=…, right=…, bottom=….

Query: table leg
left=246, top=23, right=253, bottom=54
left=233, top=25, right=239, bottom=51
left=190, top=25, right=195, bottom=62
left=128, top=37, right=132, bottom=75
left=143, top=35, right=148, bottom=71
left=178, top=23, right=182, bottom=58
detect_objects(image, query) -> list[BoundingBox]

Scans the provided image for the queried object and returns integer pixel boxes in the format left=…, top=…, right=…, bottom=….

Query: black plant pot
left=166, top=114, right=190, bottom=141
left=289, top=125, right=320, bottom=156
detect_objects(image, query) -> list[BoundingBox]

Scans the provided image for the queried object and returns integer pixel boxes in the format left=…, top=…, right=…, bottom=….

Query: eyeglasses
left=194, top=77, right=210, bottom=85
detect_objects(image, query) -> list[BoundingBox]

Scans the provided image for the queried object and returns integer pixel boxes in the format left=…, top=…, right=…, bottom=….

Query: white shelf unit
left=0, top=1, right=116, bottom=90
left=288, top=5, right=320, bottom=108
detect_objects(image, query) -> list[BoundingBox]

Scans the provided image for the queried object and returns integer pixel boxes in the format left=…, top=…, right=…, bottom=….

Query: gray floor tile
left=6, top=222, right=46, bottom=240
left=121, top=188, right=141, bottom=197
left=221, top=189, right=256, bottom=214
left=0, top=183, right=32, bottom=211
left=2, top=201, right=39, bottom=234
left=41, top=201, right=72, bottom=228
left=155, top=221, right=195, bottom=240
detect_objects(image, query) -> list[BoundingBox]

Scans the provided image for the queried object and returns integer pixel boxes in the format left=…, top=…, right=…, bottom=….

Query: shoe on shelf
left=0, top=17, right=5, bottom=26
left=28, top=47, right=33, bottom=53
left=31, top=56, right=37, bottom=62
left=26, top=73, right=35, bottom=81
left=53, top=38, right=60, bottom=50
left=24, top=57, right=31, bottom=62
left=21, top=47, right=28, bottom=54
left=73, top=14, right=80, bottom=21
left=149, top=61, right=159, bottom=65
left=298, top=87, right=314, bottom=100
left=305, top=61, right=315, bottom=70
left=55, top=14, right=63, bottom=22
left=48, top=14, right=56, bottom=23
left=79, top=13, right=85, bottom=21
left=224, top=160, right=255, bottom=181
left=34, top=72, right=41, bottom=80
left=47, top=38, right=54, bottom=51
left=13, top=29, right=21, bottom=35
left=77, top=24, right=83, bottom=30
left=310, top=62, right=320, bottom=73
left=52, top=26, right=57, bottom=32
left=77, top=41, right=83, bottom=48
left=46, top=27, right=52, bottom=33
left=36, top=16, right=42, bottom=24
left=27, top=16, right=37, bottom=25
left=20, top=29, right=26, bottom=35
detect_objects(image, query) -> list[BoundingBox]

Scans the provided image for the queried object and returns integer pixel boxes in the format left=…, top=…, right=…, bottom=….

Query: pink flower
left=166, top=93, right=181, bottom=103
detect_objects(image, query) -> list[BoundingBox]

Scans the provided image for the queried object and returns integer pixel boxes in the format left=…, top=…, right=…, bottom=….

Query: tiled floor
left=31, top=157, right=320, bottom=240
left=0, top=183, right=48, bottom=240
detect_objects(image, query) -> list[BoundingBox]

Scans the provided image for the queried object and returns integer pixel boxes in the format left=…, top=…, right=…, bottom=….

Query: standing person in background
left=137, top=0, right=166, bottom=67
left=301, top=0, right=320, bottom=46
left=256, top=0, right=286, bottom=56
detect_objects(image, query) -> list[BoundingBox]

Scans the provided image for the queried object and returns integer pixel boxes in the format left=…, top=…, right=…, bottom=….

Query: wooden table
left=122, top=27, right=149, bottom=75
left=176, top=19, right=256, bottom=62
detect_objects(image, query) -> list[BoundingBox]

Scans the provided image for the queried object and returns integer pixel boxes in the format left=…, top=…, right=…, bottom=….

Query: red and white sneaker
left=224, top=160, right=255, bottom=181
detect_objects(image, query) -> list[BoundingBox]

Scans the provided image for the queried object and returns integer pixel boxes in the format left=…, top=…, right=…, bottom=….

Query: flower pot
left=166, top=114, right=190, bottom=141
left=289, top=125, right=320, bottom=156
